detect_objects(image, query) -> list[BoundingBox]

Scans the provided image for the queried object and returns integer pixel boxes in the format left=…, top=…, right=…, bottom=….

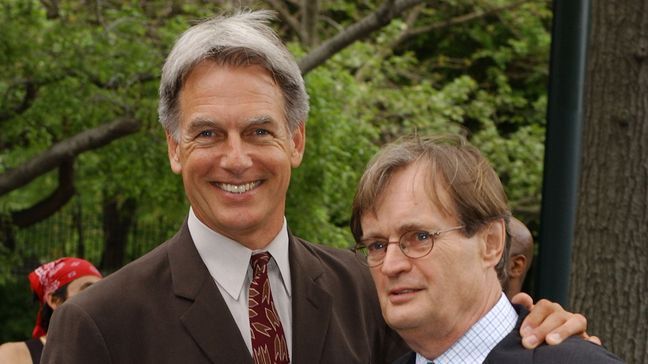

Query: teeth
left=217, top=181, right=261, bottom=194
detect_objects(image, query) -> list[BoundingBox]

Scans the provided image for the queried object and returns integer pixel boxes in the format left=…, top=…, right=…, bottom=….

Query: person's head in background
left=28, top=257, right=102, bottom=339
left=504, top=217, right=534, bottom=299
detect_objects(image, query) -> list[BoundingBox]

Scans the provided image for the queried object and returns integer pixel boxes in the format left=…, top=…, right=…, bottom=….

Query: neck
left=402, top=279, right=503, bottom=360
left=192, top=209, right=284, bottom=250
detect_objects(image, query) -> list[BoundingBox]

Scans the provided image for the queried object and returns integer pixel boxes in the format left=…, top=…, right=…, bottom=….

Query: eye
left=254, top=128, right=270, bottom=136
left=366, top=240, right=387, bottom=252
left=197, top=130, right=214, bottom=138
left=413, top=231, right=431, bottom=242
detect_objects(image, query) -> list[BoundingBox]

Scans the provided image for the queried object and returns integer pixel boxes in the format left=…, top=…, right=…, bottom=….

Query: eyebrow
left=361, top=223, right=433, bottom=240
left=185, top=114, right=278, bottom=135
left=246, top=115, right=274, bottom=125
left=398, top=223, right=432, bottom=233
left=185, top=118, right=219, bottom=136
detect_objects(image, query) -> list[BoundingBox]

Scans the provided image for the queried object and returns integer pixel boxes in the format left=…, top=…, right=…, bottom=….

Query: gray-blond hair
left=158, top=10, right=309, bottom=140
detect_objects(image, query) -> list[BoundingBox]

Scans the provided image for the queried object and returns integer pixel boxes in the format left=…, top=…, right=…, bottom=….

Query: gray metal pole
left=536, top=0, right=591, bottom=305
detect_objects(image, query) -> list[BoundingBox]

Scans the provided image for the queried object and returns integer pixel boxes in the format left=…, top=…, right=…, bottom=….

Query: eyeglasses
left=353, top=225, right=464, bottom=267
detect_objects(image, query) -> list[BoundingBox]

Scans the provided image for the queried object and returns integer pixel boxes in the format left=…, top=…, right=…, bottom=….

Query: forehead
left=67, top=275, right=101, bottom=294
left=364, top=162, right=456, bottom=231
left=177, top=61, right=287, bottom=127
left=180, top=61, right=283, bottom=104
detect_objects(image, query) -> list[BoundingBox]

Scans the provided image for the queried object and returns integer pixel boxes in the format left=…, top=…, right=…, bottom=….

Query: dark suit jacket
left=42, top=222, right=407, bottom=363
left=393, top=306, right=624, bottom=364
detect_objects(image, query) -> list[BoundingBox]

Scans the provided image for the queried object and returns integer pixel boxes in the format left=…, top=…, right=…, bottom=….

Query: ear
left=508, top=254, right=527, bottom=278
left=482, top=218, right=506, bottom=269
left=166, top=131, right=182, bottom=174
left=45, top=292, right=64, bottom=310
left=289, top=122, right=306, bottom=168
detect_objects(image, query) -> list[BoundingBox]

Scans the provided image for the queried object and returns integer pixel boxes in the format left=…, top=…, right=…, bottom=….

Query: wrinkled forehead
left=371, top=160, right=458, bottom=221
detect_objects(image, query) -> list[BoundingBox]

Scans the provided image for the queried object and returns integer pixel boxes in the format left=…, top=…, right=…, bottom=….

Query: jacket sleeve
left=41, top=301, right=111, bottom=364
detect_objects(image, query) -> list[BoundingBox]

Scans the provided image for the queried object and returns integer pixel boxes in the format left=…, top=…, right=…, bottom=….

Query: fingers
left=510, top=292, right=534, bottom=310
left=586, top=335, right=602, bottom=346
left=519, top=299, right=588, bottom=349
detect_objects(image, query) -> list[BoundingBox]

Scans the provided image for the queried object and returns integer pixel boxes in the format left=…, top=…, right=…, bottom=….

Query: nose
left=219, top=135, right=253, bottom=173
left=380, top=243, right=411, bottom=277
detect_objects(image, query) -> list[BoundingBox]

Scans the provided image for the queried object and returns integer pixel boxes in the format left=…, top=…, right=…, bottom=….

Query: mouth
left=389, top=288, right=421, bottom=296
left=214, top=180, right=262, bottom=194
left=387, top=287, right=423, bottom=303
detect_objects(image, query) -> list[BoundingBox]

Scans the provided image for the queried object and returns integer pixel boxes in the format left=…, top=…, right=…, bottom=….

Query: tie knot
left=250, top=252, right=271, bottom=273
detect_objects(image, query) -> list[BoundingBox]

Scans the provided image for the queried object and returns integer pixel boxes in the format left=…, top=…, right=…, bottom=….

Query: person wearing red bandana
left=0, top=257, right=102, bottom=364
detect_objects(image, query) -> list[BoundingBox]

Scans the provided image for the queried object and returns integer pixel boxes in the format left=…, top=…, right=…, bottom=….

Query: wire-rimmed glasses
left=353, top=225, right=464, bottom=267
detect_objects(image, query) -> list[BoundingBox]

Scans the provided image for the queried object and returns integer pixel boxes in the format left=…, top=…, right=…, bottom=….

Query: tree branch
left=0, top=117, right=140, bottom=196
left=39, top=0, right=60, bottom=19
left=11, top=158, right=76, bottom=228
left=0, top=71, right=154, bottom=123
left=266, top=0, right=302, bottom=39
left=402, top=0, right=531, bottom=41
left=298, top=0, right=425, bottom=75
left=301, top=0, right=319, bottom=46
left=0, top=81, right=39, bottom=122
left=355, top=5, right=423, bottom=82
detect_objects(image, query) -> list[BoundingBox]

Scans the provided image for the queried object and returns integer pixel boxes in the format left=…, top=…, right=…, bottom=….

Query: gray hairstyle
left=158, top=10, right=309, bottom=140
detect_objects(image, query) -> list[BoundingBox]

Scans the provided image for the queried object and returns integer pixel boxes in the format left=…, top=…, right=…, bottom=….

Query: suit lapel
left=288, top=232, right=333, bottom=363
left=168, top=222, right=252, bottom=364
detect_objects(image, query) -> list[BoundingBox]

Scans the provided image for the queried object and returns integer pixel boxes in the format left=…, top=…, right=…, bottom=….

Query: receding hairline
left=508, top=218, right=534, bottom=256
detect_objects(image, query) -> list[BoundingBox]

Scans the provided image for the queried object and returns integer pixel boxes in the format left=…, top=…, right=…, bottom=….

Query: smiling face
left=361, top=162, right=501, bottom=344
left=167, top=61, right=305, bottom=249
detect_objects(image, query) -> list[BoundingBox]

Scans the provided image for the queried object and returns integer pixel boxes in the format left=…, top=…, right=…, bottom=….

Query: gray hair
left=158, top=10, right=309, bottom=140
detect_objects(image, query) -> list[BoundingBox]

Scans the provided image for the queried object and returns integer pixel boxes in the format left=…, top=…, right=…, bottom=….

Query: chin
left=384, top=311, right=419, bottom=332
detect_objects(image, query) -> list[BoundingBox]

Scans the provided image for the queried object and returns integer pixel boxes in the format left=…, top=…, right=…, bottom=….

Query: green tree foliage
left=0, top=0, right=552, bottom=338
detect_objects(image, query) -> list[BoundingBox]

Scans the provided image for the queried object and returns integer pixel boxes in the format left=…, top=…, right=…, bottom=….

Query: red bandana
left=28, top=257, right=102, bottom=338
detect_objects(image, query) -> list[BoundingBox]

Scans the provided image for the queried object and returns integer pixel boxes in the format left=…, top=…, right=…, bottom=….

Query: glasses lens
left=356, top=242, right=386, bottom=267
left=401, top=231, right=433, bottom=258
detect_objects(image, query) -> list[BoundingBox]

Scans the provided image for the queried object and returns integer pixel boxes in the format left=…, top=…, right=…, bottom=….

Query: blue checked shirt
left=415, top=293, right=518, bottom=364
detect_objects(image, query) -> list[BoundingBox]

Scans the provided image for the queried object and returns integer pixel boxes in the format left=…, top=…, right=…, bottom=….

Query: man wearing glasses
left=350, top=134, right=622, bottom=363
left=44, top=11, right=596, bottom=364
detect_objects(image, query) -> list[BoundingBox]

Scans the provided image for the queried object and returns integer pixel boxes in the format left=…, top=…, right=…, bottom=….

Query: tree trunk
left=100, top=196, right=136, bottom=272
left=571, top=1, right=648, bottom=362
left=301, top=0, right=319, bottom=47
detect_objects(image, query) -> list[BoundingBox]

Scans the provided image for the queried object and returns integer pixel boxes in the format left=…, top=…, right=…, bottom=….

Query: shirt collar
left=415, top=292, right=518, bottom=364
left=188, top=207, right=292, bottom=300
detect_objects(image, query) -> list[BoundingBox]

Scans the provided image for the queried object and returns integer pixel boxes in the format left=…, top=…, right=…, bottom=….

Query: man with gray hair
left=351, top=134, right=622, bottom=363
left=44, top=11, right=592, bottom=364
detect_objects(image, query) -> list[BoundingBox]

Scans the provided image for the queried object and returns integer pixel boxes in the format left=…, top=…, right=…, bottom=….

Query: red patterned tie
left=248, top=252, right=290, bottom=364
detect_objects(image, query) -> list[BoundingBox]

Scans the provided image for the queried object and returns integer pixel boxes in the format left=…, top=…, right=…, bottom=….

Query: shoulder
left=0, top=341, right=31, bottom=364
left=486, top=328, right=624, bottom=363
left=292, top=235, right=357, bottom=263
left=289, top=234, right=379, bottom=309
left=82, top=241, right=171, bottom=296
left=531, top=337, right=625, bottom=363
left=62, top=228, right=186, bottom=316
left=290, top=235, right=372, bottom=284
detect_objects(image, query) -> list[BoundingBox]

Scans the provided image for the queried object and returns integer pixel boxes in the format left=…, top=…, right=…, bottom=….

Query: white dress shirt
left=416, top=292, right=518, bottom=364
left=188, top=208, right=293, bottom=357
